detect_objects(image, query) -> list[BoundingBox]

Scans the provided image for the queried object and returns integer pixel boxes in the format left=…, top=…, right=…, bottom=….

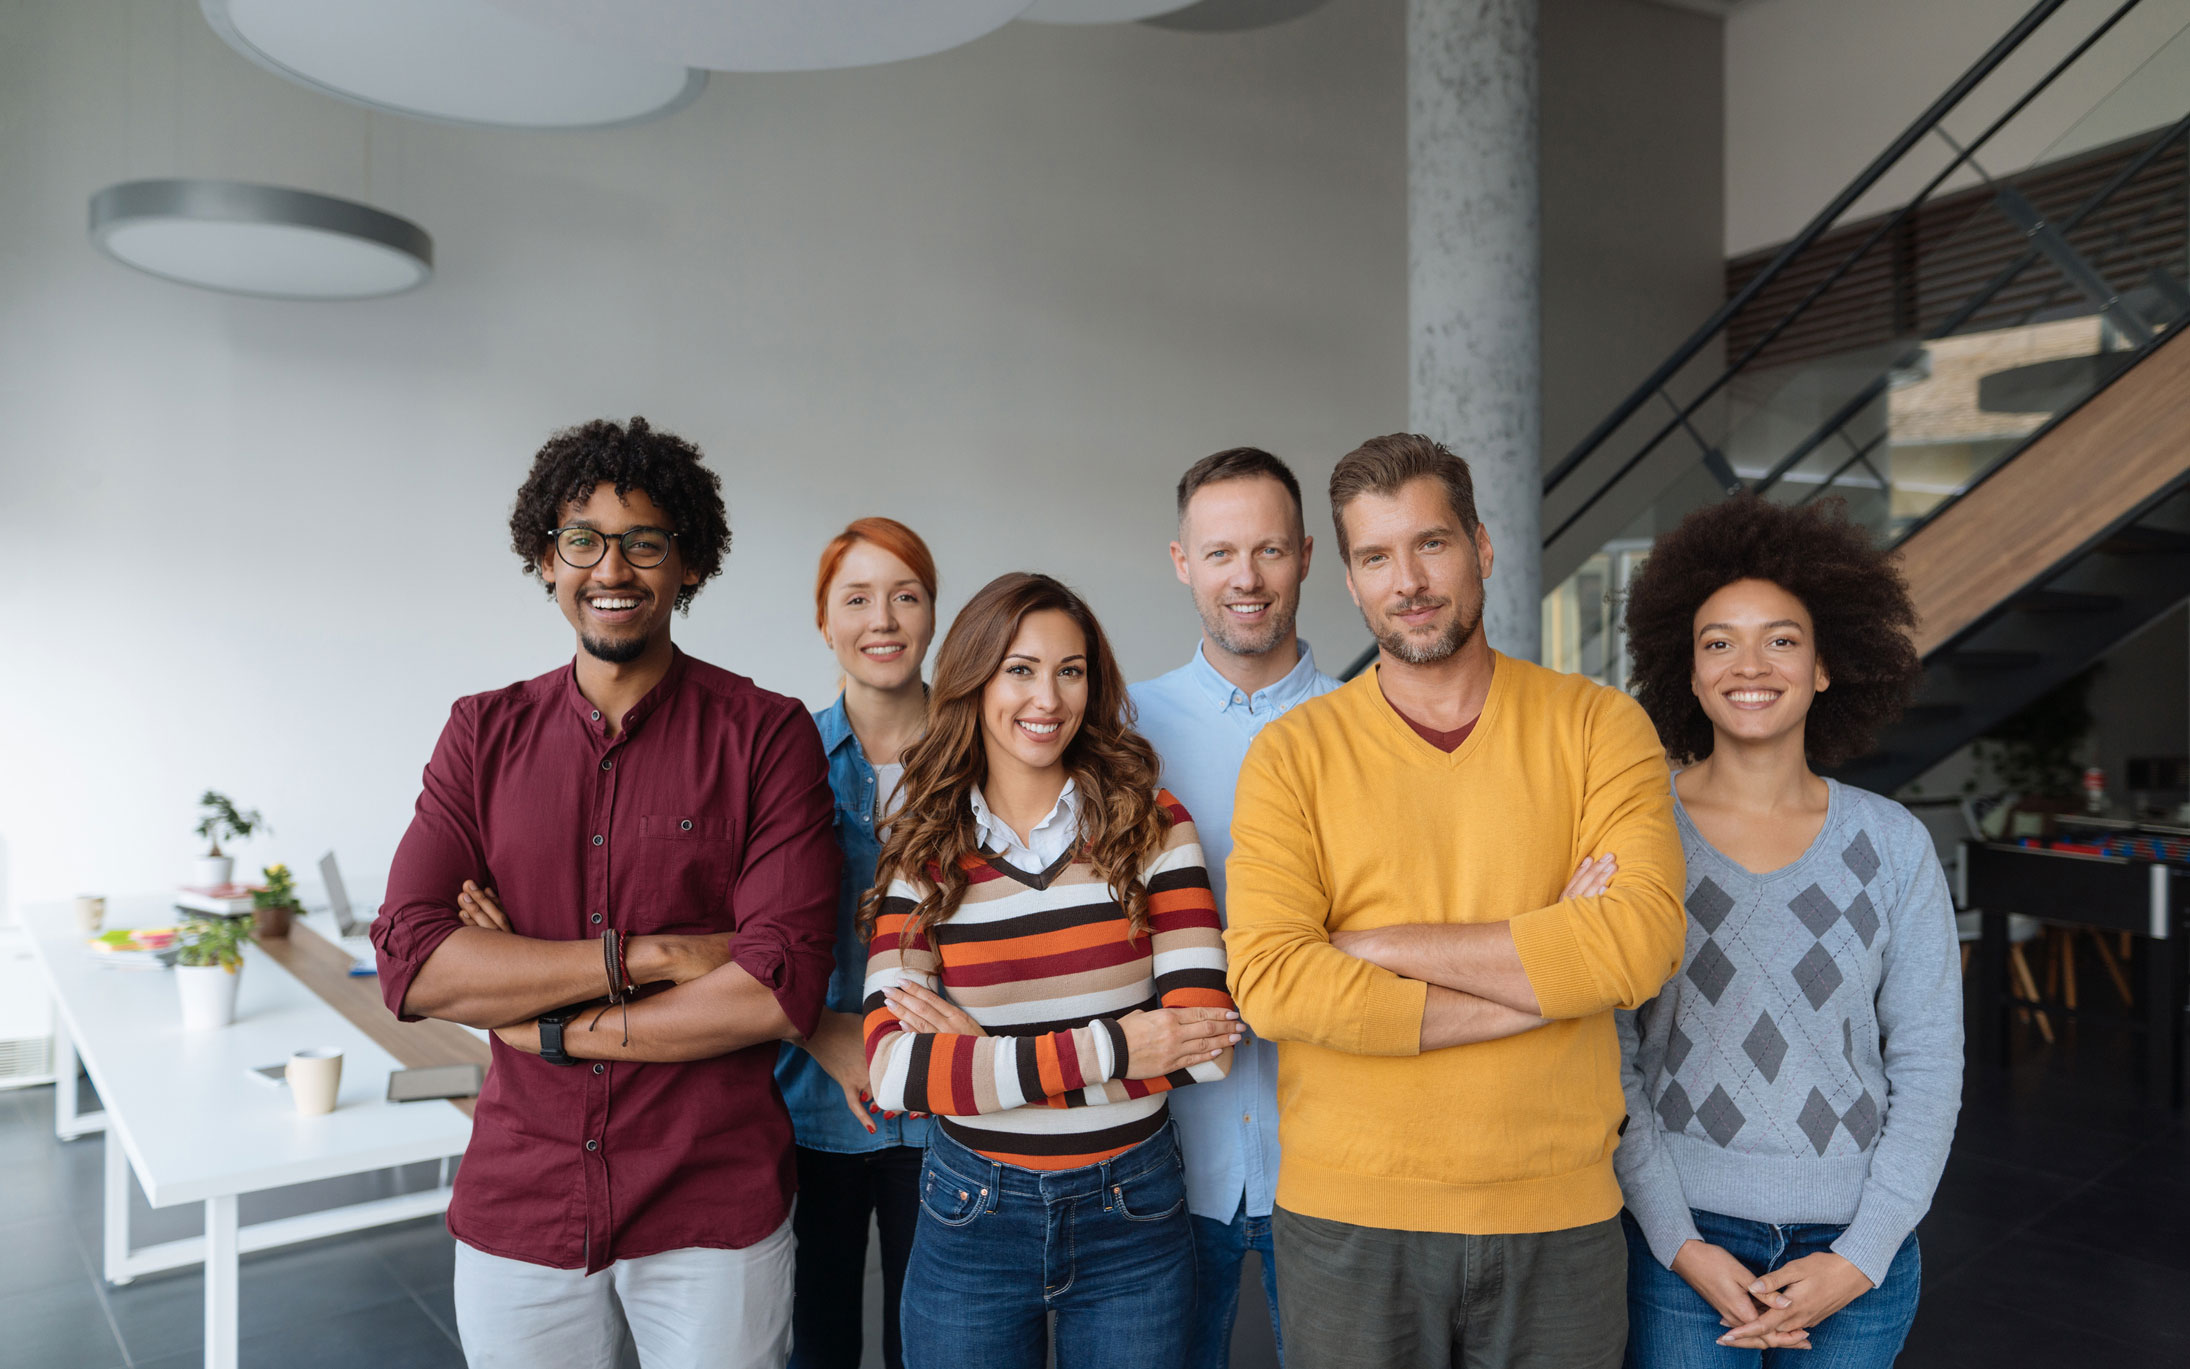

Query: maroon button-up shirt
left=371, top=649, right=839, bottom=1272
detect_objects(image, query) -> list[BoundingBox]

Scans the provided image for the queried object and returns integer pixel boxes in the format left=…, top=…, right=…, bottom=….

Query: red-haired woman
left=863, top=572, right=1240, bottom=1369
left=780, top=517, right=941, bottom=1369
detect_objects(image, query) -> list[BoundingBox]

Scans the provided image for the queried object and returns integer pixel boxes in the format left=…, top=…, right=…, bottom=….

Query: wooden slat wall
left=1895, top=323, right=2190, bottom=656
left=255, top=924, right=490, bottom=1118
left=1726, top=133, right=2188, bottom=372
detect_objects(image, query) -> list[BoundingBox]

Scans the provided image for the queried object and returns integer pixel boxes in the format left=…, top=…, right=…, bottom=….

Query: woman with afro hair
left=1612, top=497, right=1962, bottom=1367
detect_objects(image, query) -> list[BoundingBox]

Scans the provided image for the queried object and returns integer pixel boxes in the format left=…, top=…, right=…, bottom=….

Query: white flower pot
left=176, top=961, right=242, bottom=1030
left=193, top=855, right=235, bottom=888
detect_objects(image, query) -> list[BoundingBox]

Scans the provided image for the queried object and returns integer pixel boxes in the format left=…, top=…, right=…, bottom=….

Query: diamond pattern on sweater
left=1843, top=1018, right=1856, bottom=1071
left=1845, top=890, right=1880, bottom=947
left=1789, top=884, right=1841, bottom=938
left=1657, top=1079, right=1695, bottom=1134
left=1698, top=1084, right=1746, bottom=1147
left=1797, top=1087, right=1839, bottom=1156
left=1743, top=1011, right=1788, bottom=1084
left=1688, top=939, right=1737, bottom=1005
left=1842, top=1091, right=1881, bottom=1149
left=1792, top=943, right=1844, bottom=1009
left=1688, top=878, right=1735, bottom=933
left=1664, top=1022, right=1693, bottom=1075
left=1843, top=831, right=1880, bottom=885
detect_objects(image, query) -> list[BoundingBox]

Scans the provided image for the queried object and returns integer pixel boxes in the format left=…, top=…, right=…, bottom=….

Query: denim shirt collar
left=1187, top=638, right=1328, bottom=716
left=815, top=693, right=860, bottom=759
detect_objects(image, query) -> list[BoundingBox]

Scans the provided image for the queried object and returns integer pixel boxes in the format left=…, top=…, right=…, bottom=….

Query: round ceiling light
left=1140, top=0, right=1331, bottom=31
left=203, top=0, right=704, bottom=129
left=89, top=180, right=433, bottom=301
left=1020, top=0, right=1199, bottom=22
left=479, top=0, right=1032, bottom=72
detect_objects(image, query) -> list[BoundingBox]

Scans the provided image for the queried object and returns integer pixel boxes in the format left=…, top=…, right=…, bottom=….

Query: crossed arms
left=369, top=698, right=841, bottom=1065
left=1222, top=698, right=1685, bottom=1057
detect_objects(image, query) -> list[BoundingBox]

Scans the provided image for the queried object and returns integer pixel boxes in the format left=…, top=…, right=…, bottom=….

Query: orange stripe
left=923, top=1035, right=961, bottom=1110
left=1161, top=987, right=1233, bottom=1010
left=978, top=1142, right=1135, bottom=1171
left=944, top=921, right=1129, bottom=966
left=1035, top=1038, right=1066, bottom=1099
left=1145, top=888, right=1216, bottom=917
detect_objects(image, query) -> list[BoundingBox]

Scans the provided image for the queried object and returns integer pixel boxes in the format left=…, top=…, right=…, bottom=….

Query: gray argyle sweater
left=1615, top=780, right=1962, bottom=1286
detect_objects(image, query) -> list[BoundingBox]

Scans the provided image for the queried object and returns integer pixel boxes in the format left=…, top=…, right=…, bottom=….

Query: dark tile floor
left=2, top=1012, right=2178, bottom=1367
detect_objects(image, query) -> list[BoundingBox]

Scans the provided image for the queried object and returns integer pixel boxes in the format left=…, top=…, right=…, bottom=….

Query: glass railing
left=1538, top=0, right=2190, bottom=688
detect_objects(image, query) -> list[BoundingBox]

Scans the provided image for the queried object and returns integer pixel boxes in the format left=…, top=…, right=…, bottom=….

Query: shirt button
left=592, top=834, right=604, bottom=846
left=601, top=759, right=613, bottom=771
left=591, top=912, right=603, bottom=925
left=585, top=1139, right=599, bottom=1152
left=591, top=710, right=601, bottom=721
left=680, top=819, right=693, bottom=831
left=593, top=1063, right=606, bottom=1075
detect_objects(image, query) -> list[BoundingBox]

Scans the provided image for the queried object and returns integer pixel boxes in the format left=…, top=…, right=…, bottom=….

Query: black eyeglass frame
left=547, top=525, right=680, bottom=570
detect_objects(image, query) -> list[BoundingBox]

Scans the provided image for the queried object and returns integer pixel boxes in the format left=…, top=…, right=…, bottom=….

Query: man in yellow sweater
left=1226, top=433, right=1686, bottom=1368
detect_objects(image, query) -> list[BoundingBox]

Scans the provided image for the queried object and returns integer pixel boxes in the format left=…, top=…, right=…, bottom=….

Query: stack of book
left=174, top=883, right=261, bottom=916
left=85, top=927, right=178, bottom=969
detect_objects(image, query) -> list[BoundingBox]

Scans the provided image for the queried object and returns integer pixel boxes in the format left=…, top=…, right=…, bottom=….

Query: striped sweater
left=863, top=792, right=1235, bottom=1170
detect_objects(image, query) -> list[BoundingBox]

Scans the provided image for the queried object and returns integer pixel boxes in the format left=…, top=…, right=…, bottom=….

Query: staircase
left=1525, top=0, right=2190, bottom=792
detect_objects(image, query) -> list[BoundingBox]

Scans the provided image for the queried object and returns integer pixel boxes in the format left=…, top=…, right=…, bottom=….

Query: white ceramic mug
left=73, top=895, right=105, bottom=934
left=286, top=1047, right=344, bottom=1116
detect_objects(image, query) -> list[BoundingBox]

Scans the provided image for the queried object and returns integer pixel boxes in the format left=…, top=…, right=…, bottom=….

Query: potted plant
left=251, top=863, right=300, bottom=940
left=174, top=909, right=253, bottom=1030
left=192, top=790, right=265, bottom=888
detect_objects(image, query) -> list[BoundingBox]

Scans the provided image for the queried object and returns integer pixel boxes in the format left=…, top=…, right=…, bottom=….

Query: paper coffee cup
left=287, top=1047, right=344, bottom=1116
left=73, top=895, right=105, bottom=934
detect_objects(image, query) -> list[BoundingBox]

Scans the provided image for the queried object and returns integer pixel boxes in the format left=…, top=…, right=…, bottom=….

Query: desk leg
left=103, top=1131, right=135, bottom=1285
left=52, top=1011, right=106, bottom=1140
left=1978, top=910, right=2008, bottom=1069
left=205, top=1194, right=239, bottom=1369
left=2150, top=930, right=2184, bottom=1107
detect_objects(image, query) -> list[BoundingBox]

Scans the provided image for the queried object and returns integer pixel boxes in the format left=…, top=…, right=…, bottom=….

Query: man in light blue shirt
left=1130, top=448, right=1339, bottom=1369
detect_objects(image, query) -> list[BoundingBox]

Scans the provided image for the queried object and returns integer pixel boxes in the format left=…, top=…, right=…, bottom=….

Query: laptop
left=318, top=852, right=380, bottom=973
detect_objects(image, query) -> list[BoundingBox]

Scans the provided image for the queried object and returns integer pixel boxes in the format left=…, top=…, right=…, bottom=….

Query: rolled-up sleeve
left=730, top=703, right=841, bottom=1041
left=371, top=698, right=487, bottom=1021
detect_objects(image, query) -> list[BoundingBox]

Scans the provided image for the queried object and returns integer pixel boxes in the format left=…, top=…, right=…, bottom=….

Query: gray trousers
left=1273, top=1208, right=1626, bottom=1369
left=451, top=1214, right=796, bottom=1369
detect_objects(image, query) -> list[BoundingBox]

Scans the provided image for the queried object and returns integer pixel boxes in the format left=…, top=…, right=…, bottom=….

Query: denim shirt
left=1128, top=640, right=1341, bottom=1221
left=774, top=696, right=932, bottom=1154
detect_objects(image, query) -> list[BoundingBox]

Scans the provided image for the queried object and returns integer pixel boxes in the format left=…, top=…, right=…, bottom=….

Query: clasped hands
left=1672, top=1239, right=1874, bottom=1352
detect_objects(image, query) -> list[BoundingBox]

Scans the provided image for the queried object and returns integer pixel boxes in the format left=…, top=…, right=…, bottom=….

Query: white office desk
left=25, top=898, right=474, bottom=1369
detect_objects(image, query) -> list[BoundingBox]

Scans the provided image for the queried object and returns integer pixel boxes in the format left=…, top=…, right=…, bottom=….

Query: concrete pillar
left=1409, top=0, right=1541, bottom=661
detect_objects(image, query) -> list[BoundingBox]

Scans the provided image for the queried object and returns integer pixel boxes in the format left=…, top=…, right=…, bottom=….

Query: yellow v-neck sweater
left=1225, top=654, right=1685, bottom=1235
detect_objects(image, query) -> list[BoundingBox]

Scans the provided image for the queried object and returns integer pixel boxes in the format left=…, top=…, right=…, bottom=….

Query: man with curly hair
left=1224, top=433, right=1688, bottom=1369
left=1613, top=496, right=1959, bottom=1366
left=370, top=417, right=839, bottom=1369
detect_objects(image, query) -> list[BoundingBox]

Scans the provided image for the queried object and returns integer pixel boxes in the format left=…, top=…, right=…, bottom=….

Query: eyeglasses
left=549, top=525, right=677, bottom=570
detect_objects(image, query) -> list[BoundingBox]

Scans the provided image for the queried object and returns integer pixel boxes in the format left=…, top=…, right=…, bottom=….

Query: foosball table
left=1962, top=814, right=2189, bottom=1105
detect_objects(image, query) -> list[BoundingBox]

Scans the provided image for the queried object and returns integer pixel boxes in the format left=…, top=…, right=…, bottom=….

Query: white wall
left=1724, top=0, right=2190, bottom=256
left=0, top=0, right=1412, bottom=911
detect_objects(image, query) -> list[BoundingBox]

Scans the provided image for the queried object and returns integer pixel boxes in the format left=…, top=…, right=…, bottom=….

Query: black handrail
left=1541, top=0, right=2102, bottom=512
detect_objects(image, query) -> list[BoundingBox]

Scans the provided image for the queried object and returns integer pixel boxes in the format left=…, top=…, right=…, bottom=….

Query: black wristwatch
left=537, top=1003, right=591, bottom=1066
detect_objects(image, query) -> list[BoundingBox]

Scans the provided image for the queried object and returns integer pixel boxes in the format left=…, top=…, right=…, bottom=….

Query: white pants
left=452, top=1215, right=796, bottom=1369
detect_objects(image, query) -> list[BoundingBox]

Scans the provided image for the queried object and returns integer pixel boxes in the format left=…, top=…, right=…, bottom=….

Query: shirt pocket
left=635, top=814, right=740, bottom=930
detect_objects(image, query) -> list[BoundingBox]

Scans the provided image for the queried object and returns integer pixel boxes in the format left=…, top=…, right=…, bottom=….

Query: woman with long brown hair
left=862, top=572, right=1240, bottom=1369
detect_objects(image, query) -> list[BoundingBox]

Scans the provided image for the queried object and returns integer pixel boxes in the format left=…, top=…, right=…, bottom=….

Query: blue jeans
left=1622, top=1209, right=1920, bottom=1369
left=1186, top=1204, right=1282, bottom=1368
left=900, top=1121, right=1197, bottom=1369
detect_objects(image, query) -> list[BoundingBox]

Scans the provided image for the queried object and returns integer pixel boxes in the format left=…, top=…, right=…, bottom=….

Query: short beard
left=1369, top=596, right=1480, bottom=666
left=579, top=630, right=651, bottom=664
left=1197, top=594, right=1298, bottom=659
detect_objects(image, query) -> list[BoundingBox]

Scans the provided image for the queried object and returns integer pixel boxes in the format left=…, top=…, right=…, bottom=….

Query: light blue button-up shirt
left=1129, top=640, right=1340, bottom=1222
